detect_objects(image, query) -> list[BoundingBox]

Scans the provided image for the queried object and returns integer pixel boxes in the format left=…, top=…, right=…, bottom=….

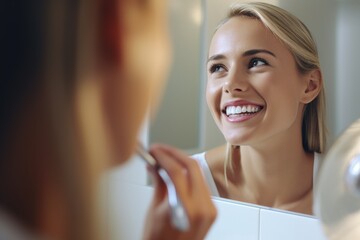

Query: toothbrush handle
left=158, top=168, right=190, bottom=232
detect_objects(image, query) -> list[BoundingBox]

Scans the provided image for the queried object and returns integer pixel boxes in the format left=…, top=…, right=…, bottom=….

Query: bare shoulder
left=204, top=144, right=227, bottom=173
left=205, top=144, right=239, bottom=198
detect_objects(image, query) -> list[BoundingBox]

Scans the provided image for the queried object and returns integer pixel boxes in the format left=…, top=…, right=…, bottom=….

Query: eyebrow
left=206, top=54, right=226, bottom=64
left=207, top=49, right=276, bottom=64
left=243, top=49, right=276, bottom=57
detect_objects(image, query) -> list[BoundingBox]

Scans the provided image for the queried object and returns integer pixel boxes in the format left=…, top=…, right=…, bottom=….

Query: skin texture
left=205, top=16, right=322, bottom=214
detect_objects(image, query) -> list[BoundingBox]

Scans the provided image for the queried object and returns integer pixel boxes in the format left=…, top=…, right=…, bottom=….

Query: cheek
left=107, top=30, right=171, bottom=162
left=259, top=72, right=302, bottom=107
left=147, top=34, right=172, bottom=118
left=126, top=30, right=171, bottom=119
left=102, top=74, right=151, bottom=163
left=206, top=81, right=222, bottom=114
left=206, top=80, right=224, bottom=132
left=263, top=82, right=302, bottom=127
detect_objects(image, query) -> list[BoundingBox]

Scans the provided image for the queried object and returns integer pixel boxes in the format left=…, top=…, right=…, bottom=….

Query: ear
left=300, top=69, right=322, bottom=104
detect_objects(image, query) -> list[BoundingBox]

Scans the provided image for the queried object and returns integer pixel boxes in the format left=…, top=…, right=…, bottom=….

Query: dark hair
left=1, top=1, right=46, bottom=151
left=0, top=1, right=96, bottom=238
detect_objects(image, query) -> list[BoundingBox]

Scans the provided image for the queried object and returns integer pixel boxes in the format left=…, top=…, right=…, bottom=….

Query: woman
left=0, top=0, right=216, bottom=239
left=192, top=2, right=326, bottom=215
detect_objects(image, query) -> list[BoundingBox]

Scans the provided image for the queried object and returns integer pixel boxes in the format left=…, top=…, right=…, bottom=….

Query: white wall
left=336, top=0, right=360, bottom=136
left=149, top=0, right=203, bottom=151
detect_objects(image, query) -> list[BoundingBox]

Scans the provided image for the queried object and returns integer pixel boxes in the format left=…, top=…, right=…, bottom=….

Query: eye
left=248, top=58, right=268, bottom=69
left=209, top=64, right=226, bottom=74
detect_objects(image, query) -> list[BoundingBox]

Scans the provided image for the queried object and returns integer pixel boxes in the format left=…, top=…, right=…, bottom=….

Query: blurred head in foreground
left=1, top=0, right=170, bottom=238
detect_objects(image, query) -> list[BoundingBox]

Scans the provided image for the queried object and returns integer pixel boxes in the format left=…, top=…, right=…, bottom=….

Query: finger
left=151, top=144, right=213, bottom=196
left=149, top=145, right=189, bottom=198
left=150, top=144, right=217, bottom=230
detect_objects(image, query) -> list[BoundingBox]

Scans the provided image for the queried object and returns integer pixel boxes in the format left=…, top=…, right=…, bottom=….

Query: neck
left=238, top=140, right=314, bottom=210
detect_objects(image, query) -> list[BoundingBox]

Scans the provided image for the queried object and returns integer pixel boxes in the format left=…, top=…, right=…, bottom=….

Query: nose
left=223, top=70, right=249, bottom=94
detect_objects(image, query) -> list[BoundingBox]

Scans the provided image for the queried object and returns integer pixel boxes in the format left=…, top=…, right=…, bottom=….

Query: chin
left=224, top=132, right=253, bottom=146
left=112, top=135, right=138, bottom=166
left=121, top=148, right=136, bottom=164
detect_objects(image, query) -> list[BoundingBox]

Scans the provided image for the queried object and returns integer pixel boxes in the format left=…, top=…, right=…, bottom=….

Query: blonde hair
left=218, top=2, right=326, bottom=177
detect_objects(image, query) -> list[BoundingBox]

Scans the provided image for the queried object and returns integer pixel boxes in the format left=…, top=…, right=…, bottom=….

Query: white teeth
left=225, top=105, right=261, bottom=116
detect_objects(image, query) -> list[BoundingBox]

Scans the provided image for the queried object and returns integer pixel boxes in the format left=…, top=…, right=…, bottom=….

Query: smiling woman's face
left=206, top=16, right=309, bottom=147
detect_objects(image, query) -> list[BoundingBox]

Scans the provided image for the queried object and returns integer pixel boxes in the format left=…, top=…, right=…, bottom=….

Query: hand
left=142, top=144, right=217, bottom=240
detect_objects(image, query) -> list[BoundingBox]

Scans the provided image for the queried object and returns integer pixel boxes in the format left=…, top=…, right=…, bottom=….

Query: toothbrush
left=136, top=143, right=190, bottom=232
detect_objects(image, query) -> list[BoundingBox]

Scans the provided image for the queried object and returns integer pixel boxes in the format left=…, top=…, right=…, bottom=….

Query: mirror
left=149, top=0, right=360, bottom=215
left=150, top=0, right=205, bottom=152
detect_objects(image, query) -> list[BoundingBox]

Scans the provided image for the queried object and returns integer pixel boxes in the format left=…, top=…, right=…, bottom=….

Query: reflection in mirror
left=194, top=1, right=327, bottom=216
left=150, top=0, right=360, bottom=216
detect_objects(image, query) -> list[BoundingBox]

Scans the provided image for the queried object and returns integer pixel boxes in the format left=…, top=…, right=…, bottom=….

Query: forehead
left=209, top=16, right=286, bottom=57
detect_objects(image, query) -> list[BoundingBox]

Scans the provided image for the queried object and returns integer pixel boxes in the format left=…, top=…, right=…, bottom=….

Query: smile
left=223, top=105, right=263, bottom=117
